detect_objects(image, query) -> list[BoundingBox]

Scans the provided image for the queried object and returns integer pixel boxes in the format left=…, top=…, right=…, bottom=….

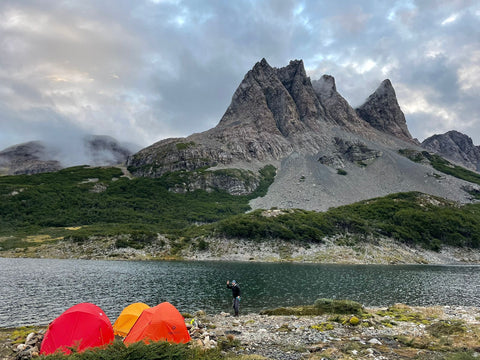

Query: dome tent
left=123, top=302, right=190, bottom=344
left=40, top=303, right=114, bottom=355
left=113, top=302, right=150, bottom=337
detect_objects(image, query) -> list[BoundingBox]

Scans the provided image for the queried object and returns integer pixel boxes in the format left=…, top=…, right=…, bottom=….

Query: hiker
left=226, top=280, right=241, bottom=316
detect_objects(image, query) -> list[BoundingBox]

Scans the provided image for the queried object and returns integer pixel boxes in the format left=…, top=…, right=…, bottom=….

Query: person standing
left=226, top=280, right=241, bottom=316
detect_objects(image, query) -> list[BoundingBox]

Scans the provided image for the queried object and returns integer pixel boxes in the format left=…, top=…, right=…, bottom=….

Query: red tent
left=40, top=303, right=114, bottom=355
left=123, top=302, right=191, bottom=345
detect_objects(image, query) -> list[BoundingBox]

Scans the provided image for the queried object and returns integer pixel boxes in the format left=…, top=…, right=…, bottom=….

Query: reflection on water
left=0, top=258, right=479, bottom=327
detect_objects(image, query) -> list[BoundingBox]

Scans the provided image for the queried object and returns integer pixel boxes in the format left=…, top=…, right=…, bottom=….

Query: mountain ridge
left=125, top=58, right=476, bottom=210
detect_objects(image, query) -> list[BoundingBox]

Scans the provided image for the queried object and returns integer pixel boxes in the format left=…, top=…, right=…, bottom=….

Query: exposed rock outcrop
left=356, top=79, right=414, bottom=143
left=312, top=75, right=370, bottom=131
left=422, top=130, right=480, bottom=171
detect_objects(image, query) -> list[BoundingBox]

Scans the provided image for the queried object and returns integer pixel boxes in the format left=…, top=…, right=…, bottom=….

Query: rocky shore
left=190, top=304, right=480, bottom=359
left=2, top=235, right=480, bottom=265
left=2, top=303, right=479, bottom=360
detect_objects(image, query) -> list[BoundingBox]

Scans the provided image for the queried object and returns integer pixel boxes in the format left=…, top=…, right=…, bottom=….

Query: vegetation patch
left=314, top=298, right=364, bottom=315
left=310, top=322, right=335, bottom=331
left=39, top=339, right=221, bottom=360
left=260, top=299, right=364, bottom=316
left=175, top=141, right=196, bottom=151
left=399, top=149, right=480, bottom=186
left=376, top=304, right=433, bottom=325
left=210, top=191, right=480, bottom=250
left=428, top=320, right=467, bottom=337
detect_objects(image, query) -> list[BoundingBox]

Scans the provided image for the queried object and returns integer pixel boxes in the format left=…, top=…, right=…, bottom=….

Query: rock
left=15, top=344, right=27, bottom=352
left=422, top=130, right=480, bottom=171
left=24, top=333, right=35, bottom=344
left=356, top=79, right=414, bottom=143
left=368, top=338, right=382, bottom=345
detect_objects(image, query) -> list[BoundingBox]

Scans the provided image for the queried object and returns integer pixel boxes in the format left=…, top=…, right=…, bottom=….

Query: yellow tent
left=113, top=302, right=150, bottom=337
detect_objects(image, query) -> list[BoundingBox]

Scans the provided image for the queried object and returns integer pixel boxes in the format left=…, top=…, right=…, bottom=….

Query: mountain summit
left=356, top=79, right=413, bottom=142
left=127, top=58, right=475, bottom=210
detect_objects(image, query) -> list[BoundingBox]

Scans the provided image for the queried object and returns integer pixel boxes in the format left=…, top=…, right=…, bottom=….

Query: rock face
left=127, top=59, right=394, bottom=179
left=312, top=75, right=370, bottom=131
left=0, top=141, right=62, bottom=175
left=356, top=79, right=414, bottom=143
left=422, top=130, right=480, bottom=171
left=128, top=58, right=475, bottom=208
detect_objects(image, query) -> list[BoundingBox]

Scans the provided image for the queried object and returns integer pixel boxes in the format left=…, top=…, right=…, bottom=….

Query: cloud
left=0, top=0, right=479, bottom=157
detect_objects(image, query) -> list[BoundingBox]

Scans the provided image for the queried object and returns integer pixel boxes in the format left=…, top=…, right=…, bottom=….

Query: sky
left=1, top=0, right=480, bottom=153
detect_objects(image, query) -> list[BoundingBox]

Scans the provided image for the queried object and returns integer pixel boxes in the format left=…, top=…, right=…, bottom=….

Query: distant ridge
left=0, top=135, right=138, bottom=175
left=422, top=130, right=480, bottom=172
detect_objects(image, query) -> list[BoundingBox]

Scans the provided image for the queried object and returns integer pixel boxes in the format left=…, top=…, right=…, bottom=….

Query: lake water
left=0, top=258, right=479, bottom=328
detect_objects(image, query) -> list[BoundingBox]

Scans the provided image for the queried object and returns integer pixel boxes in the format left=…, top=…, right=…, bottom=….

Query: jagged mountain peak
left=376, top=79, right=394, bottom=95
left=130, top=59, right=419, bottom=179
left=312, top=75, right=336, bottom=97
left=356, top=78, right=413, bottom=143
left=126, top=58, right=479, bottom=210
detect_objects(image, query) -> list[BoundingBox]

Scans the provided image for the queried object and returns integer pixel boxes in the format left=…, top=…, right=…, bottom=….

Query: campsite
left=4, top=299, right=480, bottom=360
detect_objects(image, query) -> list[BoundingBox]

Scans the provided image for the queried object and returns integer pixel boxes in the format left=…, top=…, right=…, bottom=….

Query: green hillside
left=208, top=192, right=480, bottom=250
left=1, top=163, right=479, bottom=253
left=0, top=165, right=275, bottom=248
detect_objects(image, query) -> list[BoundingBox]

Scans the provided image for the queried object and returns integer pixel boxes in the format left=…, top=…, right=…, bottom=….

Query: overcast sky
left=1, top=0, right=479, bottom=152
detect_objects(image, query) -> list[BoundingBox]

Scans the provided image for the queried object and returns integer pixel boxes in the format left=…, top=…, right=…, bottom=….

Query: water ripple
left=0, top=258, right=479, bottom=327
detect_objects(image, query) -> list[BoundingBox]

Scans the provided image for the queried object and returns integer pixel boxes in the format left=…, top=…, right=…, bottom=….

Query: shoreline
left=1, top=236, right=480, bottom=265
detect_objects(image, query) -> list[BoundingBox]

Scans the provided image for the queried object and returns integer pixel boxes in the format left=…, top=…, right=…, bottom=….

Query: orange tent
left=40, top=303, right=114, bottom=355
left=113, top=302, right=150, bottom=337
left=123, top=302, right=191, bottom=344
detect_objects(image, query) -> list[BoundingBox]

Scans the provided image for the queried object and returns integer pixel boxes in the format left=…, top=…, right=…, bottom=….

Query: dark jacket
left=227, top=283, right=241, bottom=298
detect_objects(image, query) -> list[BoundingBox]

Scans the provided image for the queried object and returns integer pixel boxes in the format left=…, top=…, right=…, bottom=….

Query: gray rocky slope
left=0, top=135, right=137, bottom=175
left=422, top=130, right=480, bottom=171
left=127, top=58, right=477, bottom=211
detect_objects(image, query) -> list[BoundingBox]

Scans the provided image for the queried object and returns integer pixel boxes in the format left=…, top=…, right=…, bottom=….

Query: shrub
left=348, top=316, right=360, bottom=325
left=428, top=320, right=466, bottom=337
left=314, top=298, right=364, bottom=315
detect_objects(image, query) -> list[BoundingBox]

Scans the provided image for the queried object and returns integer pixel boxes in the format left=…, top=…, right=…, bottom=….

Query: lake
left=0, top=258, right=479, bottom=327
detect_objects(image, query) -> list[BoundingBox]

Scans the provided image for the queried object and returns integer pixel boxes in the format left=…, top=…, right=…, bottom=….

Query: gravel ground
left=191, top=305, right=480, bottom=360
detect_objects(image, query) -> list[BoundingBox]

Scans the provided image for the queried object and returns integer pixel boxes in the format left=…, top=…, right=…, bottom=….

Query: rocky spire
left=312, top=75, right=368, bottom=130
left=219, top=58, right=325, bottom=137
left=274, top=60, right=326, bottom=128
left=422, top=130, right=480, bottom=171
left=356, top=79, right=413, bottom=142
